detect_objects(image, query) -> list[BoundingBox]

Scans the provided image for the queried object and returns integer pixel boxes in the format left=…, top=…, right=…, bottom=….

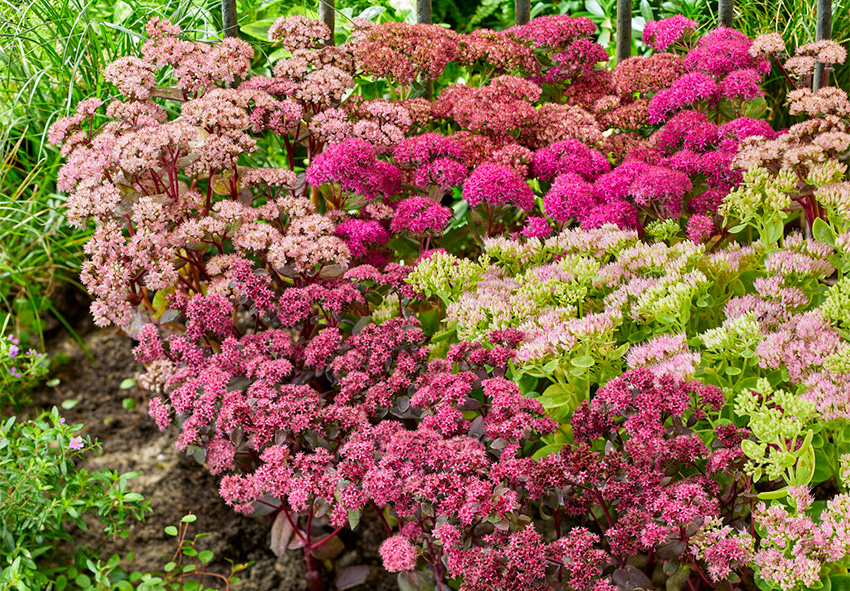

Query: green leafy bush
left=0, top=410, right=150, bottom=591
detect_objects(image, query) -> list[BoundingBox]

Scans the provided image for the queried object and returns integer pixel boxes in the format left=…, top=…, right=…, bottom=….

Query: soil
left=28, top=291, right=398, bottom=591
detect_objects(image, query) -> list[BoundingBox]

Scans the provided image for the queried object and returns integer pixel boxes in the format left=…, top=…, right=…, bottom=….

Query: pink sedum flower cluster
left=52, top=12, right=850, bottom=591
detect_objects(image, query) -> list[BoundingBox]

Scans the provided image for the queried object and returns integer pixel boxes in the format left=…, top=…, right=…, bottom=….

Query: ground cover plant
left=45, top=8, right=850, bottom=591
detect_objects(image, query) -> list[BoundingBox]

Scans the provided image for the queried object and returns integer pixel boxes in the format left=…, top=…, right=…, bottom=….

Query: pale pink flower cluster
left=267, top=15, right=331, bottom=49
left=625, top=332, right=700, bottom=378
left=754, top=489, right=850, bottom=591
left=49, top=17, right=372, bottom=327
left=749, top=33, right=786, bottom=57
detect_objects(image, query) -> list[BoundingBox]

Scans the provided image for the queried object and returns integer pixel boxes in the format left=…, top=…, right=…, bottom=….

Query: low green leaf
left=757, top=487, right=789, bottom=500
left=570, top=355, right=595, bottom=369
left=531, top=443, right=563, bottom=460
left=812, top=217, right=836, bottom=246
left=240, top=18, right=278, bottom=40
left=763, top=221, right=783, bottom=245
left=348, top=509, right=361, bottom=530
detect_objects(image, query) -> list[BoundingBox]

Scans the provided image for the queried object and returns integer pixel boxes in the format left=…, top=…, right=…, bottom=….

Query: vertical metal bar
left=616, top=0, right=632, bottom=63
left=417, top=0, right=432, bottom=24
left=718, top=0, right=734, bottom=28
left=222, top=0, right=238, bottom=37
left=417, top=0, right=433, bottom=99
left=814, top=0, right=833, bottom=90
left=319, top=0, right=335, bottom=46
left=515, top=0, right=530, bottom=26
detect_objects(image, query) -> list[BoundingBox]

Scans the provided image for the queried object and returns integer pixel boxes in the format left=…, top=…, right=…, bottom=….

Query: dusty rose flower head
left=795, top=39, right=847, bottom=66
left=614, top=52, right=685, bottom=96
left=103, top=57, right=157, bottom=100
left=460, top=29, right=539, bottom=74
left=267, top=15, right=331, bottom=49
left=537, top=38, right=609, bottom=85
left=354, top=22, right=461, bottom=84
left=434, top=76, right=542, bottom=136
left=749, top=32, right=785, bottom=57
left=145, top=16, right=181, bottom=39
left=379, top=536, right=417, bottom=572
left=509, top=14, right=596, bottom=50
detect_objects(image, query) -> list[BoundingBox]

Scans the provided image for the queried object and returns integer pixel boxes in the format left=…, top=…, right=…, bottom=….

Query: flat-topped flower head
left=463, top=163, right=534, bottom=211
left=510, top=15, right=596, bottom=51
left=267, top=15, right=331, bottom=49
left=642, top=16, right=697, bottom=51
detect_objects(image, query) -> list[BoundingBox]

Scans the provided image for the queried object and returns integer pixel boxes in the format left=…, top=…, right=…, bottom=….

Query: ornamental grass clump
left=51, top=11, right=850, bottom=591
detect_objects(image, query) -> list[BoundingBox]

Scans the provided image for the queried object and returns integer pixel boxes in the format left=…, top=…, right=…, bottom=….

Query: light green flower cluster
left=447, top=275, right=526, bottom=339
left=735, top=379, right=817, bottom=484
left=482, top=237, right=551, bottom=275
left=482, top=225, right=639, bottom=273
left=721, top=167, right=796, bottom=221
left=821, top=275, right=850, bottom=328
left=823, top=343, right=850, bottom=374
left=406, top=251, right=489, bottom=305
left=805, top=160, right=847, bottom=187
left=701, top=313, right=762, bottom=359
left=372, top=293, right=400, bottom=324
left=631, top=270, right=709, bottom=329
left=720, top=167, right=797, bottom=244
left=815, top=181, right=850, bottom=224
left=644, top=219, right=681, bottom=243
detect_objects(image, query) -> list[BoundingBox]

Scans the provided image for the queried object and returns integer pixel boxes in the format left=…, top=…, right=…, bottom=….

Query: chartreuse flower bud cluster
left=821, top=275, right=850, bottom=328
left=406, top=251, right=490, bottom=306
left=735, top=379, right=818, bottom=487
left=720, top=167, right=796, bottom=244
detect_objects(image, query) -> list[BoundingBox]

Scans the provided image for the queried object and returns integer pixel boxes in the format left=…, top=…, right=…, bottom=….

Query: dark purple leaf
left=336, top=566, right=371, bottom=590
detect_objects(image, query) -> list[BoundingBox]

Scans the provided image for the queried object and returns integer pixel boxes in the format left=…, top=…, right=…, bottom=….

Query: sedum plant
left=49, top=10, right=850, bottom=591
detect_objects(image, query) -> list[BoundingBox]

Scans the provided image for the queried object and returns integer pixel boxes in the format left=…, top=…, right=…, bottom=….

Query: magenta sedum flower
left=462, top=163, right=534, bottom=211
left=642, top=16, right=697, bottom=51
left=532, top=138, right=610, bottom=182
left=390, top=197, right=453, bottom=236
left=686, top=214, right=715, bottom=243
left=521, top=216, right=553, bottom=238
left=306, top=138, right=402, bottom=203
